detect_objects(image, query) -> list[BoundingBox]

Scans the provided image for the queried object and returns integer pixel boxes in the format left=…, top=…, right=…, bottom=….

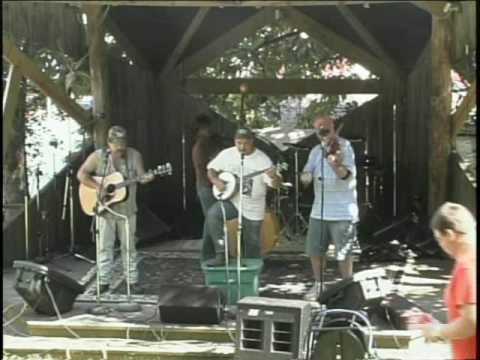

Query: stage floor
left=3, top=236, right=454, bottom=359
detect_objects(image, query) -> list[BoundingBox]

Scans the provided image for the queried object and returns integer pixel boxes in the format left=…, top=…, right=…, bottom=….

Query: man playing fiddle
left=300, top=115, right=359, bottom=301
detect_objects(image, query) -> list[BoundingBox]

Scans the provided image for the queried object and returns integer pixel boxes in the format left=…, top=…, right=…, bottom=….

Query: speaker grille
left=272, top=321, right=293, bottom=353
left=241, top=319, right=264, bottom=350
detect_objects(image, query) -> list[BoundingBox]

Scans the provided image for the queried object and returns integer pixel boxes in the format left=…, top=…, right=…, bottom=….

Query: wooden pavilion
left=3, top=1, right=476, bottom=265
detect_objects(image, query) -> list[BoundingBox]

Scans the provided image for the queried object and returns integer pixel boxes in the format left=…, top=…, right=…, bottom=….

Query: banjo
left=213, top=163, right=287, bottom=201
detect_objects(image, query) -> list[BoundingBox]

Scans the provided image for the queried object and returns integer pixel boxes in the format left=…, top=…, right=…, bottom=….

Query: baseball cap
left=234, top=128, right=254, bottom=139
left=107, top=125, right=128, bottom=147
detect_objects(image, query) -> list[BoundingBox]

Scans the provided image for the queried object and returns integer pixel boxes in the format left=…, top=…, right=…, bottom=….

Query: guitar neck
left=115, top=177, right=142, bottom=189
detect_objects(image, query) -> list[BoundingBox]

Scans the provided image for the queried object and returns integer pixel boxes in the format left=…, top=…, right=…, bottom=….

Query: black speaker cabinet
left=157, top=285, right=225, bottom=325
left=320, top=268, right=389, bottom=310
left=13, top=260, right=85, bottom=316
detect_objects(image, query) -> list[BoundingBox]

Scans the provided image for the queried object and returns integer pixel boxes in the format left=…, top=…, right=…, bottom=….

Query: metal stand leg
left=89, top=215, right=112, bottom=315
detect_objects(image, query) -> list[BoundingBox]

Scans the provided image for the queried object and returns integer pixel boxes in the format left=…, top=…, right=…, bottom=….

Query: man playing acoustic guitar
left=202, top=128, right=282, bottom=266
left=77, top=125, right=154, bottom=294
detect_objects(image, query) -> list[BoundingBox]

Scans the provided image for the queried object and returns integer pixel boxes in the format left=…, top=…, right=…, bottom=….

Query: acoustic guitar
left=79, top=163, right=172, bottom=216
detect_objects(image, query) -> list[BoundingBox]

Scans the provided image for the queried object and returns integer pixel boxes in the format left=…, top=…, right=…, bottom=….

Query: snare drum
left=226, top=211, right=281, bottom=256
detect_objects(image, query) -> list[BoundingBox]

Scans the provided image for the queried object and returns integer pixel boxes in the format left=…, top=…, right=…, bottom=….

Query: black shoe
left=205, top=253, right=226, bottom=267
left=131, top=284, right=144, bottom=294
left=95, top=284, right=110, bottom=295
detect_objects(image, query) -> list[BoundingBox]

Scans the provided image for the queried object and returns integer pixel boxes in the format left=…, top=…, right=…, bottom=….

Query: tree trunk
left=429, top=17, right=452, bottom=215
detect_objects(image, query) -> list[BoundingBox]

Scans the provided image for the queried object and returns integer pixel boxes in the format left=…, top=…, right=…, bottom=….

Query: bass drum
left=226, top=211, right=281, bottom=256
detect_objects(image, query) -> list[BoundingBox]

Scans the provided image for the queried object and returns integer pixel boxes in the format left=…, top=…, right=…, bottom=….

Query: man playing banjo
left=202, top=128, right=282, bottom=266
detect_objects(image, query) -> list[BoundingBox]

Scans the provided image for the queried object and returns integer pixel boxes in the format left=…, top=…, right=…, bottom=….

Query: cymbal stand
left=34, top=167, right=49, bottom=263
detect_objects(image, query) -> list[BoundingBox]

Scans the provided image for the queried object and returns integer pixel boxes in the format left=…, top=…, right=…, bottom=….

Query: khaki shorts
left=306, top=218, right=357, bottom=260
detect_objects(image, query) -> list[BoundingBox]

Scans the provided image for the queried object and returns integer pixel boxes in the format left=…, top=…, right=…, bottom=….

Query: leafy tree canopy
left=192, top=19, right=370, bottom=128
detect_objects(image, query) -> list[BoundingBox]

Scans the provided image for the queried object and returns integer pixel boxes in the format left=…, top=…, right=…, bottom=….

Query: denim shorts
left=306, top=218, right=357, bottom=260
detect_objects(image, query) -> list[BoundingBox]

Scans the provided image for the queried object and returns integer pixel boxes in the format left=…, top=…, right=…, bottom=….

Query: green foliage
left=192, top=19, right=362, bottom=129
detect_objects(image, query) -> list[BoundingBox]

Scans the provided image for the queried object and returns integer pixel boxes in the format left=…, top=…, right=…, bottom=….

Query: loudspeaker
left=157, top=285, right=225, bottom=324
left=319, top=268, right=389, bottom=310
left=236, top=297, right=318, bottom=360
left=13, top=260, right=85, bottom=316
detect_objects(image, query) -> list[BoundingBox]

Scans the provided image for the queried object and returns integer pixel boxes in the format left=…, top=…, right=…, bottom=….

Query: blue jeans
left=196, top=183, right=216, bottom=216
left=201, top=200, right=263, bottom=261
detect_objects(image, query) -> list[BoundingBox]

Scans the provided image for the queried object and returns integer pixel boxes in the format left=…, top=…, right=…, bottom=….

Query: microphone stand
left=34, top=167, right=48, bottom=263
left=89, top=150, right=113, bottom=316
left=236, top=152, right=245, bottom=302
left=22, top=146, right=31, bottom=260
left=319, top=143, right=326, bottom=295
left=103, top=205, right=141, bottom=313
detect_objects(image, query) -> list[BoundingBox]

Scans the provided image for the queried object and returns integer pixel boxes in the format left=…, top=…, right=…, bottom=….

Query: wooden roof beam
left=184, top=78, right=380, bottom=94
left=3, top=35, right=92, bottom=128
left=21, top=1, right=410, bottom=7
left=179, top=8, right=276, bottom=76
left=161, top=8, right=209, bottom=78
left=104, top=15, right=152, bottom=70
left=452, top=79, right=476, bottom=137
left=409, top=1, right=450, bottom=18
left=336, top=4, right=402, bottom=78
left=282, top=7, right=386, bottom=77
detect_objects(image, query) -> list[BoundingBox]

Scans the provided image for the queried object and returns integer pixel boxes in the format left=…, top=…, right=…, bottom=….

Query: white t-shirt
left=207, top=146, right=273, bottom=221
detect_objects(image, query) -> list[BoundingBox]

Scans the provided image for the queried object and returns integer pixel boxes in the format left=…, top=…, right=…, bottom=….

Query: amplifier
left=236, top=296, right=319, bottom=360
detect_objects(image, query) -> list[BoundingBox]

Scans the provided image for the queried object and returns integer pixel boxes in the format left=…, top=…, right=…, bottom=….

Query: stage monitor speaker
left=236, top=297, right=318, bottom=360
left=13, top=260, right=85, bottom=316
left=319, top=268, right=390, bottom=310
left=157, top=285, right=225, bottom=325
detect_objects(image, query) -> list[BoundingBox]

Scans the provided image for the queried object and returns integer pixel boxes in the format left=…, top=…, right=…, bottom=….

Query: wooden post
left=429, top=17, right=452, bottom=215
left=84, top=5, right=111, bottom=148
left=3, top=64, right=22, bottom=162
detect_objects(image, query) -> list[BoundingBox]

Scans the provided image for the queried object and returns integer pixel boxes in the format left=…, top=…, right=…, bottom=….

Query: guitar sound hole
left=106, top=184, right=116, bottom=194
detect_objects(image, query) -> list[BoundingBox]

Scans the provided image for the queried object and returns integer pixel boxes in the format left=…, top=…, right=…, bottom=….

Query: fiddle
left=322, top=123, right=344, bottom=157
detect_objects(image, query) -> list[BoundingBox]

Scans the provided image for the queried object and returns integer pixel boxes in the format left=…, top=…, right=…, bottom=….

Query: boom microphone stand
left=103, top=206, right=141, bottom=313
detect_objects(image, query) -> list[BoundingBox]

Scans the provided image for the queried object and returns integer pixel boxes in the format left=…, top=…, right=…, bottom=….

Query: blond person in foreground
left=420, top=202, right=476, bottom=360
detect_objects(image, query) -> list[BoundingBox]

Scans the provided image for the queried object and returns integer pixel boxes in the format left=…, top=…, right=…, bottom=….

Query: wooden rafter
left=336, top=4, right=401, bottom=77
left=161, top=8, right=209, bottom=77
left=452, top=79, right=476, bottom=137
left=282, top=7, right=386, bottom=76
left=104, top=16, right=151, bottom=70
left=179, top=8, right=275, bottom=76
left=184, top=78, right=380, bottom=94
left=2, top=35, right=92, bottom=128
left=3, top=65, right=23, bottom=157
left=409, top=1, right=449, bottom=17
left=20, top=1, right=411, bottom=7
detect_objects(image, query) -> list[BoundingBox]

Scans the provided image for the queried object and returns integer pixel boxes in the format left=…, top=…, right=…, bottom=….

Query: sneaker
left=304, top=281, right=322, bottom=301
